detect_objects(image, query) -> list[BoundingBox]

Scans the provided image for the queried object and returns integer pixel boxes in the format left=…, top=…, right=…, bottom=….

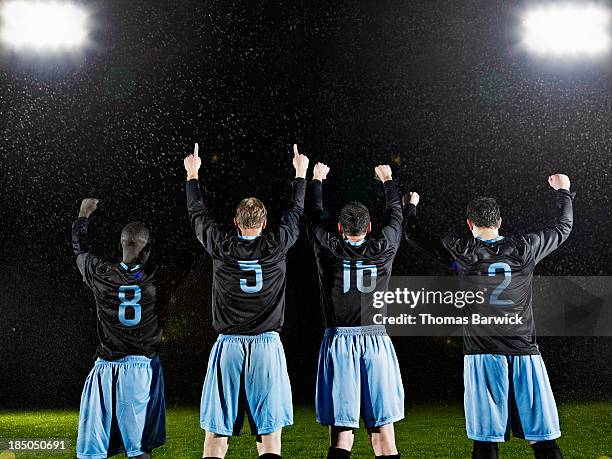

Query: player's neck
left=473, top=228, right=500, bottom=241
left=239, top=228, right=262, bottom=237
left=122, top=256, right=139, bottom=265
left=345, top=235, right=366, bottom=243
left=122, top=251, right=143, bottom=265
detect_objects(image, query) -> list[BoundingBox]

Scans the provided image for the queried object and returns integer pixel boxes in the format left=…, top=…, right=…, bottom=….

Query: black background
left=0, top=0, right=610, bottom=408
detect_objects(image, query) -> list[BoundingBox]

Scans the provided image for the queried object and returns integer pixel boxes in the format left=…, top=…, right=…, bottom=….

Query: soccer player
left=184, top=143, right=308, bottom=459
left=403, top=174, right=574, bottom=459
left=72, top=198, right=166, bottom=459
left=306, top=162, right=406, bottom=459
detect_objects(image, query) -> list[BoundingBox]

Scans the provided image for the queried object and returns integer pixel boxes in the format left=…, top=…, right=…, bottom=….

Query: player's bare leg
left=256, top=430, right=282, bottom=457
left=203, top=431, right=228, bottom=459
left=329, top=427, right=354, bottom=457
left=368, top=424, right=399, bottom=457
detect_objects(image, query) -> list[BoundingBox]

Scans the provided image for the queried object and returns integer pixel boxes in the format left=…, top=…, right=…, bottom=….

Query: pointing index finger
left=194, top=143, right=199, bottom=157
left=293, top=144, right=299, bottom=157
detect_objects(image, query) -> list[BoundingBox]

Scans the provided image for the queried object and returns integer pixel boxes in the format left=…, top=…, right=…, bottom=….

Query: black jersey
left=404, top=189, right=575, bottom=355
left=306, top=179, right=406, bottom=328
left=187, top=178, right=306, bottom=335
left=71, top=217, right=163, bottom=361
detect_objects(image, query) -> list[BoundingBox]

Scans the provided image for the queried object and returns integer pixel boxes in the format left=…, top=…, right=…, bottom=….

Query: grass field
left=0, top=402, right=610, bottom=458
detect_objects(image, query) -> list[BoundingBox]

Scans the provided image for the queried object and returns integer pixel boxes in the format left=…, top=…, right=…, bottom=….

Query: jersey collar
left=237, top=234, right=261, bottom=240
left=120, top=262, right=142, bottom=271
left=476, top=235, right=505, bottom=243
left=345, top=238, right=366, bottom=247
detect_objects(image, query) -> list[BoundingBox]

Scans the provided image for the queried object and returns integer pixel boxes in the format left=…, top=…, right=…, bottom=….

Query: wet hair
left=235, top=197, right=267, bottom=229
left=339, top=201, right=370, bottom=236
left=120, top=221, right=151, bottom=262
left=466, top=197, right=501, bottom=228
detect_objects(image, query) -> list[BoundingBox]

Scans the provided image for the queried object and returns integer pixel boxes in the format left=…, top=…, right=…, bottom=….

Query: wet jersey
left=72, top=217, right=163, bottom=361
left=186, top=178, right=306, bottom=335
left=306, top=179, right=406, bottom=327
left=404, top=189, right=575, bottom=355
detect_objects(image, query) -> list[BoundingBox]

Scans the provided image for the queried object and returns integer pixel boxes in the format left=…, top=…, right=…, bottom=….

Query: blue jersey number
left=343, top=260, right=377, bottom=293
left=118, top=285, right=142, bottom=326
left=238, top=260, right=263, bottom=293
left=488, top=262, right=513, bottom=306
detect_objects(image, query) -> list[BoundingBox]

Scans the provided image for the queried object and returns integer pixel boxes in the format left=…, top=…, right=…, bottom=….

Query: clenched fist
left=548, top=174, right=570, bottom=191
left=404, top=192, right=420, bottom=206
left=374, top=165, right=392, bottom=183
left=79, top=198, right=99, bottom=218
left=313, top=162, right=330, bottom=182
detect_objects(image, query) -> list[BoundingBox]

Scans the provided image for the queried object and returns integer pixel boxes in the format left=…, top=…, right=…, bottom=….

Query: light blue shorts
left=76, top=355, right=166, bottom=459
left=200, top=332, right=293, bottom=436
left=316, top=325, right=405, bottom=429
left=464, top=354, right=561, bottom=442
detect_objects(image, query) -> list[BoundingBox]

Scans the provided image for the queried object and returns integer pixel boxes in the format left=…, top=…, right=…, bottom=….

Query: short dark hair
left=466, top=197, right=501, bottom=228
left=121, top=221, right=150, bottom=246
left=339, top=201, right=370, bottom=236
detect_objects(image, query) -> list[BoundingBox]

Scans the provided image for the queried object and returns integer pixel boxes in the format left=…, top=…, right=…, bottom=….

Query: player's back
left=404, top=187, right=574, bottom=355
left=314, top=234, right=398, bottom=327
left=186, top=175, right=306, bottom=336
left=443, top=235, right=545, bottom=355
left=81, top=259, right=162, bottom=360
left=209, top=232, right=291, bottom=335
left=306, top=178, right=404, bottom=328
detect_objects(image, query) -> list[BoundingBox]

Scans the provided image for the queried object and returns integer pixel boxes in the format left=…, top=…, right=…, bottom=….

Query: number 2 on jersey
left=118, top=285, right=142, bottom=326
left=343, top=260, right=377, bottom=293
left=488, top=262, right=513, bottom=306
left=238, top=260, right=263, bottom=293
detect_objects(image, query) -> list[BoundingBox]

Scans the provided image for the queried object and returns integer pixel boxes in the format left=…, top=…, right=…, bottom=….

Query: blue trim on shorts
left=324, top=325, right=387, bottom=337
left=94, top=355, right=154, bottom=365
left=217, top=331, right=280, bottom=342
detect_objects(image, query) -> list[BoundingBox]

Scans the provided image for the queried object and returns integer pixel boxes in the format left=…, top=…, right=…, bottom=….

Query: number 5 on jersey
left=238, top=260, right=263, bottom=293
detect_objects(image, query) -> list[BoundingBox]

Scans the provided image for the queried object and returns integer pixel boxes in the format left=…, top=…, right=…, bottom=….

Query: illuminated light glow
left=1, top=1, right=89, bottom=51
left=522, top=4, right=611, bottom=56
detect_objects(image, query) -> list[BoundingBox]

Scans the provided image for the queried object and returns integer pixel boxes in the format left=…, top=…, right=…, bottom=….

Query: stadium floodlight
left=1, top=1, right=89, bottom=51
left=521, top=4, right=611, bottom=56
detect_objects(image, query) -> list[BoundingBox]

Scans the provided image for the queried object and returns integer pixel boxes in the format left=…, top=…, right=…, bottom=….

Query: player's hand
left=374, top=165, right=392, bottom=182
left=313, top=162, right=330, bottom=182
left=548, top=174, right=570, bottom=191
left=404, top=192, right=420, bottom=206
left=293, top=144, right=310, bottom=179
left=184, top=143, right=202, bottom=180
left=79, top=198, right=99, bottom=218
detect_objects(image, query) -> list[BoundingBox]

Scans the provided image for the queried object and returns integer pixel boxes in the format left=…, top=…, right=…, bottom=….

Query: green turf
left=0, top=402, right=610, bottom=458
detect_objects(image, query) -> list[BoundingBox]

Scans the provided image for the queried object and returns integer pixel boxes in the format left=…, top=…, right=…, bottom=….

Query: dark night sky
left=0, top=0, right=610, bottom=408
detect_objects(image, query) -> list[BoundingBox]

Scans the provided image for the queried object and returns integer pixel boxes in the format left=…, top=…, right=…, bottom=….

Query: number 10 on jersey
left=343, top=260, right=377, bottom=293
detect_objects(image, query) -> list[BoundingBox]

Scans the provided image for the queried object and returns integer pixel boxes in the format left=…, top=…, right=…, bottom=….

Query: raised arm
left=402, top=192, right=456, bottom=269
left=305, top=161, right=332, bottom=247
left=72, top=198, right=101, bottom=288
left=375, top=165, right=403, bottom=248
left=184, top=143, right=226, bottom=254
left=526, top=174, right=574, bottom=265
left=276, top=144, right=308, bottom=250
